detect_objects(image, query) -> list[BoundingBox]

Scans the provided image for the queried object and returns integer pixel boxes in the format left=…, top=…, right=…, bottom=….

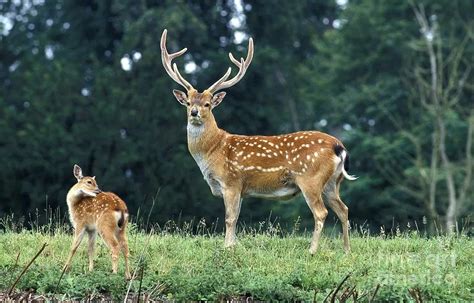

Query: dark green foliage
left=0, top=0, right=472, bottom=231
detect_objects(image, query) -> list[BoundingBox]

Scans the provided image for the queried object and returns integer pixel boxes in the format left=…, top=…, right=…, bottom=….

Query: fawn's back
left=68, top=191, right=128, bottom=230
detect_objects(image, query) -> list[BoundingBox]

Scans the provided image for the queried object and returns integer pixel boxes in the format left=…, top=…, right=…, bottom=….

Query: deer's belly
left=246, top=186, right=301, bottom=200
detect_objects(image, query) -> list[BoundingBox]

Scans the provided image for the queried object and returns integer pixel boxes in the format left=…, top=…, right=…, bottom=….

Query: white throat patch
left=187, top=123, right=205, bottom=141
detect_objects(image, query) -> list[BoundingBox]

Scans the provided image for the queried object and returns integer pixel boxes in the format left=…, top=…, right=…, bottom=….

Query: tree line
left=1, top=0, right=472, bottom=233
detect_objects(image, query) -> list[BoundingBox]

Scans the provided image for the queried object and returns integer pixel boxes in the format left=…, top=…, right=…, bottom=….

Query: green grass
left=0, top=221, right=472, bottom=301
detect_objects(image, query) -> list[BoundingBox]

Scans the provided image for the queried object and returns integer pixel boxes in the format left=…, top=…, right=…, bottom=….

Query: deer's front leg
left=223, top=189, right=242, bottom=248
left=63, top=227, right=86, bottom=272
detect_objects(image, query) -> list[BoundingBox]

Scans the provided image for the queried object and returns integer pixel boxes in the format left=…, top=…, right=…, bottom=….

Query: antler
left=206, top=38, right=254, bottom=94
left=160, top=29, right=195, bottom=91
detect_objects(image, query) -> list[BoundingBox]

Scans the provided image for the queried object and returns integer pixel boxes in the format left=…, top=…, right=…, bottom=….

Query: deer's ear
left=73, top=164, right=83, bottom=181
left=173, top=89, right=188, bottom=106
left=211, top=92, right=226, bottom=109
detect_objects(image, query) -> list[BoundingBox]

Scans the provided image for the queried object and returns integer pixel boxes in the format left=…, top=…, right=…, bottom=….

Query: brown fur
left=162, top=29, right=354, bottom=253
left=63, top=165, right=131, bottom=278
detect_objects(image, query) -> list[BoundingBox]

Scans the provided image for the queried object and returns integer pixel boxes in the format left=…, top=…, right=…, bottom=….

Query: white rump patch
left=113, top=211, right=122, bottom=222
left=337, top=150, right=358, bottom=181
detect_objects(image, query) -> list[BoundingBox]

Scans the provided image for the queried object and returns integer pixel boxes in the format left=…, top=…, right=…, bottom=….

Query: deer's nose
left=190, top=108, right=199, bottom=117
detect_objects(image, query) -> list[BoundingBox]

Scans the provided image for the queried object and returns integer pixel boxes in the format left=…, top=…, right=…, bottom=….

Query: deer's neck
left=66, top=188, right=79, bottom=207
left=187, top=116, right=226, bottom=172
left=66, top=188, right=82, bottom=226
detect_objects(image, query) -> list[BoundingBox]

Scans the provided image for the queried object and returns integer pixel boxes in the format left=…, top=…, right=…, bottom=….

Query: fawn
left=63, top=164, right=131, bottom=279
left=161, top=29, right=356, bottom=253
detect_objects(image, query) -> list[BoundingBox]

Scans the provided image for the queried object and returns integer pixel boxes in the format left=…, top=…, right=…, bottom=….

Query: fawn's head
left=161, top=29, right=253, bottom=126
left=69, top=164, right=102, bottom=198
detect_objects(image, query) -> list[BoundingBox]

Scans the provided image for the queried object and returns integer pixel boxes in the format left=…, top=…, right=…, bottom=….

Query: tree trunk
left=427, top=131, right=440, bottom=234
left=437, top=115, right=457, bottom=233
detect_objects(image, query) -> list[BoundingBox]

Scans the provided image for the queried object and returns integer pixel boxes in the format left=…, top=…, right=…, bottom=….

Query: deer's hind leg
left=98, top=217, right=121, bottom=274
left=296, top=175, right=329, bottom=254
left=323, top=175, right=350, bottom=253
left=116, top=225, right=131, bottom=279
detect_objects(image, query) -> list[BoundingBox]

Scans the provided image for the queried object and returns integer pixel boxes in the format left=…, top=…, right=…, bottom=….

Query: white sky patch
left=9, top=61, right=20, bottom=72
left=318, top=119, right=328, bottom=127
left=44, top=45, right=54, bottom=60
left=343, top=123, right=352, bottom=131
left=132, top=51, right=142, bottom=62
left=0, top=15, right=14, bottom=35
left=332, top=19, right=342, bottom=29
left=234, top=31, right=246, bottom=44
left=81, top=88, right=90, bottom=97
left=234, top=0, right=243, bottom=12
left=424, top=30, right=434, bottom=42
left=120, top=56, right=132, bottom=71
left=336, top=0, right=348, bottom=7
left=201, top=60, right=210, bottom=69
left=185, top=61, right=197, bottom=74
left=229, top=17, right=242, bottom=29
left=229, top=0, right=248, bottom=44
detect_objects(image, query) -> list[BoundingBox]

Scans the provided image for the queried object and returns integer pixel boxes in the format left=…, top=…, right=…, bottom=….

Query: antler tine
left=228, top=53, right=242, bottom=67
left=160, top=29, right=195, bottom=91
left=207, top=37, right=254, bottom=93
left=172, top=63, right=194, bottom=90
left=206, top=67, right=232, bottom=93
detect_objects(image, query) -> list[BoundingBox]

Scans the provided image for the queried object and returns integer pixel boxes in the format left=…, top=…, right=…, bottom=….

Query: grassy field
left=0, top=219, right=472, bottom=302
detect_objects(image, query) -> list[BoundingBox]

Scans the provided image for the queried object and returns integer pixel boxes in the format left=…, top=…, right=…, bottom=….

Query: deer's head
left=70, top=164, right=102, bottom=198
left=161, top=29, right=253, bottom=126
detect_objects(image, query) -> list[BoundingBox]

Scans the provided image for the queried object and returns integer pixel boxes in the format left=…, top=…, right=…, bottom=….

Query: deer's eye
left=204, top=103, right=210, bottom=108
left=87, top=181, right=92, bottom=185
left=186, top=102, right=191, bottom=106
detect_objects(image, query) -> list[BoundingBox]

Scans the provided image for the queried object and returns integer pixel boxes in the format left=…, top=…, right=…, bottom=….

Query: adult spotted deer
left=63, top=165, right=131, bottom=278
left=161, top=29, right=356, bottom=253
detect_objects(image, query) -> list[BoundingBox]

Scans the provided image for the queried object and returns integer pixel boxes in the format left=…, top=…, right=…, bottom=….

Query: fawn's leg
left=99, top=221, right=120, bottom=274
left=63, top=227, right=86, bottom=272
left=87, top=229, right=97, bottom=271
left=117, top=227, right=131, bottom=279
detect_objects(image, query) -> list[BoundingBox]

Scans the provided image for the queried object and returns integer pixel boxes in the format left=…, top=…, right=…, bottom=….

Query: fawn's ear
left=173, top=89, right=188, bottom=106
left=211, top=92, right=226, bottom=109
left=73, top=164, right=83, bottom=181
